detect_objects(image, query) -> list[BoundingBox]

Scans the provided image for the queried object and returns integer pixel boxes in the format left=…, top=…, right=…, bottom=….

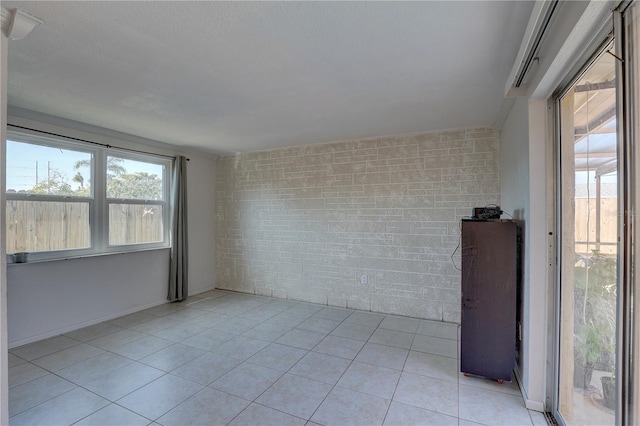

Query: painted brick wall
left=215, top=127, right=500, bottom=322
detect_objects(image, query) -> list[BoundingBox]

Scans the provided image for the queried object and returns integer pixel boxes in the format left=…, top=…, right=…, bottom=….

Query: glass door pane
left=558, top=45, right=618, bottom=425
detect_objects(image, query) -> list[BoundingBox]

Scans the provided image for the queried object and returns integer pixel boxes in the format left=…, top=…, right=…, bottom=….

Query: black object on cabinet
left=460, top=219, right=518, bottom=382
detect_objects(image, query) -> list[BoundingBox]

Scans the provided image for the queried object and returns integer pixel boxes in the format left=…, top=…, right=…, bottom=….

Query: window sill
left=6, top=246, right=171, bottom=266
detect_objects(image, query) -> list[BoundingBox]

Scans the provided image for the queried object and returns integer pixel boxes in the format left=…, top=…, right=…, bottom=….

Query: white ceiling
left=5, top=1, right=534, bottom=155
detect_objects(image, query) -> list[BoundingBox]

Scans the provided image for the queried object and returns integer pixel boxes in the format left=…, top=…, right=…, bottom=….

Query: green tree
left=29, top=170, right=75, bottom=195
left=72, top=172, right=84, bottom=189
left=26, top=158, right=162, bottom=200
left=574, top=250, right=617, bottom=373
left=107, top=172, right=163, bottom=200
left=73, top=157, right=162, bottom=200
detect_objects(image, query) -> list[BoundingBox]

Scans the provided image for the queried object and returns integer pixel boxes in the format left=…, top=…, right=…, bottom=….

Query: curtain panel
left=168, top=156, right=188, bottom=302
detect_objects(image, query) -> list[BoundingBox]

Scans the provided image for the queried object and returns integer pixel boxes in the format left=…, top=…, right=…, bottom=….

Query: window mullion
left=164, top=160, right=171, bottom=247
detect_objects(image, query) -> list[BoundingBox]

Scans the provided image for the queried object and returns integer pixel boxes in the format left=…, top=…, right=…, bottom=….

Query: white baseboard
left=524, top=396, right=545, bottom=412
left=189, top=285, right=217, bottom=296
left=8, top=299, right=167, bottom=349
left=514, top=365, right=546, bottom=412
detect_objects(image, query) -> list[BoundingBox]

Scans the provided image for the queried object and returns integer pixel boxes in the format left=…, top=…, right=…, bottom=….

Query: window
left=5, top=131, right=171, bottom=261
left=6, top=139, right=93, bottom=255
left=106, top=155, right=166, bottom=246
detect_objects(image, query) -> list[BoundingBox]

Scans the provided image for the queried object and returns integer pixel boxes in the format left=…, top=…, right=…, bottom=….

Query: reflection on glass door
left=627, top=2, right=639, bottom=423
left=558, top=44, right=618, bottom=425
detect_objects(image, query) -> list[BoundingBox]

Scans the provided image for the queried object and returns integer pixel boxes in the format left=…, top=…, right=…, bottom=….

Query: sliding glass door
left=557, top=43, right=618, bottom=426
left=555, top=2, right=639, bottom=424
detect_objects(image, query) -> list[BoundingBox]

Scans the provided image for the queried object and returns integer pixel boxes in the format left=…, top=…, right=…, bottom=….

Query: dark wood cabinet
left=460, top=219, right=518, bottom=382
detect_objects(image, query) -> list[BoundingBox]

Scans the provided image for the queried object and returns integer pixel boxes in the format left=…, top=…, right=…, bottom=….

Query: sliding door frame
left=619, top=2, right=639, bottom=424
left=549, top=2, right=637, bottom=424
left=551, top=32, right=615, bottom=426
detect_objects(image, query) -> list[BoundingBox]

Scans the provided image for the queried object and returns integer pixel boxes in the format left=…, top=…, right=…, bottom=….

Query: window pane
left=6, top=140, right=92, bottom=197
left=106, top=156, right=164, bottom=200
left=6, top=200, right=90, bottom=254
left=109, top=204, right=163, bottom=245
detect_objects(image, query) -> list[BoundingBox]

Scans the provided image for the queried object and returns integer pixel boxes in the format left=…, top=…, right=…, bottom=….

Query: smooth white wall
left=500, top=95, right=530, bottom=392
left=187, top=155, right=216, bottom=294
left=500, top=95, right=530, bottom=381
left=500, top=97, right=529, bottom=223
left=5, top=113, right=217, bottom=347
left=7, top=249, right=169, bottom=347
left=500, top=96, right=548, bottom=411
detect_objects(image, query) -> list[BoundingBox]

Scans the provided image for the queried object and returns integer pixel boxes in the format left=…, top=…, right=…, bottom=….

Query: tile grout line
left=304, top=309, right=381, bottom=424
left=9, top=291, right=488, bottom=425
left=380, top=326, right=416, bottom=425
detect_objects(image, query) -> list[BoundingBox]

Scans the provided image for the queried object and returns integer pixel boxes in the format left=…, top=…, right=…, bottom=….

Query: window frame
left=5, top=130, right=172, bottom=262
left=103, top=150, right=171, bottom=251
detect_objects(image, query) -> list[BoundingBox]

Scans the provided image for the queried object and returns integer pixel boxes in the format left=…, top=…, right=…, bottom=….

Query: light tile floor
left=8, top=290, right=548, bottom=425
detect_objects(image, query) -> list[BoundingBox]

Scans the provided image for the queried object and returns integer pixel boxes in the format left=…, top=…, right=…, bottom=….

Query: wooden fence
left=109, top=204, right=163, bottom=246
left=6, top=200, right=163, bottom=253
left=574, top=197, right=618, bottom=255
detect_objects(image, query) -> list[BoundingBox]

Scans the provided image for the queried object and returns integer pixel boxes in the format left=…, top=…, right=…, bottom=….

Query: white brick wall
left=215, top=127, right=500, bottom=322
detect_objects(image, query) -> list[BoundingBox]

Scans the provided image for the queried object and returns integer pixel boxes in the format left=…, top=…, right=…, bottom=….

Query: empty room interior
left=1, top=1, right=639, bottom=425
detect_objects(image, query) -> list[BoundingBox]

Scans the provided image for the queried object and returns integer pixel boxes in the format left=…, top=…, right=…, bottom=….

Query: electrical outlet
left=360, top=274, right=368, bottom=285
